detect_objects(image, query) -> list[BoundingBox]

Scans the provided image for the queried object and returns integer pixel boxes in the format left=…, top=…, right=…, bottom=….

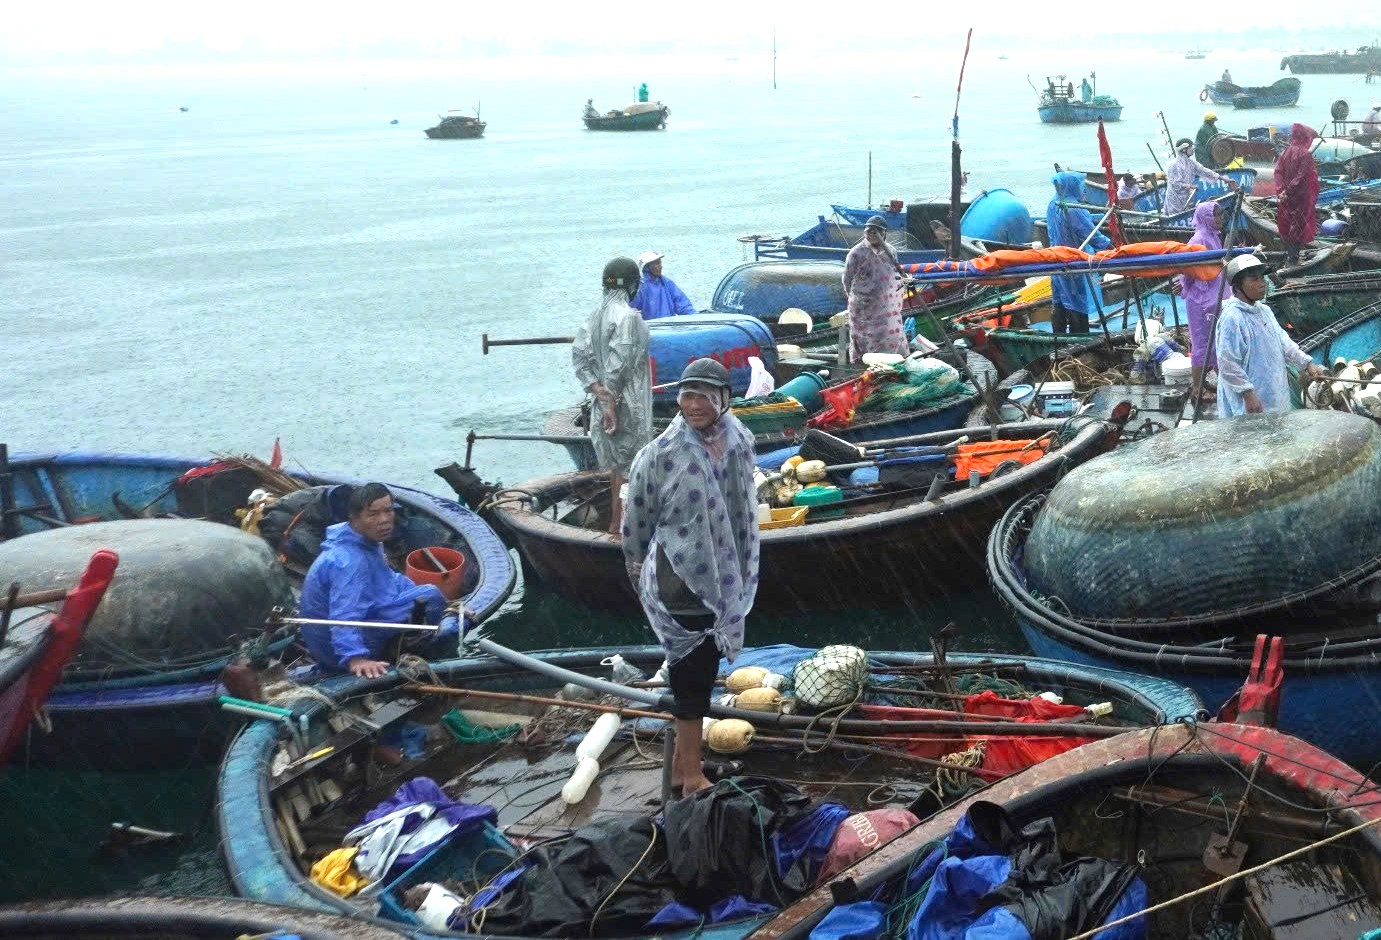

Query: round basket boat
left=1023, top=410, right=1381, bottom=623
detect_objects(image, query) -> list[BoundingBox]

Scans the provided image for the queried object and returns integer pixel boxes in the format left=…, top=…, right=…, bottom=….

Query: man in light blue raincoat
left=1216, top=255, right=1324, bottom=417
left=621, top=358, right=759, bottom=797
left=1046, top=171, right=1112, bottom=335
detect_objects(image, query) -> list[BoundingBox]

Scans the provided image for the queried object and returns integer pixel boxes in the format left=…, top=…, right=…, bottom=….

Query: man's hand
left=602, top=407, right=619, bottom=434
left=1243, top=390, right=1264, bottom=414
left=437, top=564, right=466, bottom=601
left=347, top=657, right=390, bottom=679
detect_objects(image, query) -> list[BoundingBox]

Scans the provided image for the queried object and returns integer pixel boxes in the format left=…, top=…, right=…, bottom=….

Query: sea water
left=1, top=43, right=1372, bottom=898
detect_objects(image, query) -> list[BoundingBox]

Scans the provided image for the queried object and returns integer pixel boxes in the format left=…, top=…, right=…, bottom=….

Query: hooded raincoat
left=620, top=410, right=760, bottom=665
left=1274, top=123, right=1320, bottom=247
left=1165, top=152, right=1224, bottom=215
left=842, top=237, right=908, bottom=361
left=631, top=273, right=696, bottom=320
left=1181, top=202, right=1225, bottom=368
left=572, top=287, right=653, bottom=472
left=1216, top=295, right=1312, bottom=417
left=299, top=522, right=447, bottom=670
left=1046, top=172, right=1112, bottom=322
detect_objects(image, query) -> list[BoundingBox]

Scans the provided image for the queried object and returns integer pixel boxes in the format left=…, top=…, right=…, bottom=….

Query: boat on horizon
left=1281, top=42, right=1381, bottom=74
left=425, top=111, right=486, bottom=139
left=1036, top=73, right=1122, bottom=124
left=584, top=85, right=670, bottom=131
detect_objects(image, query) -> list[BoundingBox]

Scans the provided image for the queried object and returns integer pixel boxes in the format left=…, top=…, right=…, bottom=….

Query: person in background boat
left=621, top=357, right=759, bottom=798
left=1362, top=103, right=1381, bottom=135
left=1181, top=202, right=1226, bottom=401
left=1273, top=123, right=1321, bottom=266
left=1222, top=68, right=1233, bottom=83
left=583, top=98, right=599, bottom=119
left=630, top=251, right=696, bottom=320
left=1115, top=173, right=1142, bottom=208
left=1165, top=138, right=1235, bottom=216
left=1195, top=112, right=1220, bottom=167
left=299, top=483, right=466, bottom=679
left=1216, top=255, right=1325, bottom=417
left=1080, top=77, right=1092, bottom=102
left=842, top=215, right=908, bottom=359
left=573, top=256, right=653, bottom=536
left=1046, top=172, right=1111, bottom=335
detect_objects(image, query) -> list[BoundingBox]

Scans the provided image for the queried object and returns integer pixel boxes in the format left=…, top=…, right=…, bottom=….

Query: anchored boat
left=425, top=112, right=486, bottom=140
left=218, top=644, right=1200, bottom=937
left=1036, top=74, right=1122, bottom=124
left=0, top=449, right=514, bottom=769
left=1202, top=77, right=1302, bottom=109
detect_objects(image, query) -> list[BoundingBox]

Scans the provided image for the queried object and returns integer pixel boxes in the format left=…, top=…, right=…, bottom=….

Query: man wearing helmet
left=1216, top=254, right=1325, bottom=417
left=621, top=358, right=760, bottom=797
left=1195, top=112, right=1220, bottom=167
left=572, top=257, right=653, bottom=534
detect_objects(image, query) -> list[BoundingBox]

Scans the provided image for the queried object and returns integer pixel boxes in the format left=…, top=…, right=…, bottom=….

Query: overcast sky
left=4, top=4, right=1380, bottom=63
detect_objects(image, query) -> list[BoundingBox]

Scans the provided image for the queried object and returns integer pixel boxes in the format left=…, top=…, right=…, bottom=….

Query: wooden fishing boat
left=1036, top=76, right=1122, bottom=124
left=218, top=644, right=1202, bottom=936
left=1269, top=269, right=1381, bottom=336
left=480, top=419, right=1118, bottom=614
left=0, top=449, right=515, bottom=769
left=757, top=720, right=1381, bottom=938
left=425, top=113, right=485, bottom=140
left=583, top=102, right=669, bottom=131
left=958, top=279, right=1181, bottom=376
left=749, top=215, right=993, bottom=268
left=1281, top=44, right=1381, bottom=74
left=1243, top=194, right=1381, bottom=269
left=0, top=550, right=115, bottom=769
left=1031, top=169, right=1257, bottom=245
left=0, top=896, right=408, bottom=938
left=1202, top=77, right=1302, bottom=109
left=989, top=491, right=1381, bottom=767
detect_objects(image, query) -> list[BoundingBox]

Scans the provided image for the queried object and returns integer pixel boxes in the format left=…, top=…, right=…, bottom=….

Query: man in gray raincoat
left=572, top=257, right=653, bottom=534
left=621, top=358, right=760, bottom=796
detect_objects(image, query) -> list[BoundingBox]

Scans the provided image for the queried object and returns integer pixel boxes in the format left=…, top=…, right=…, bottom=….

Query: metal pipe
left=271, top=615, right=438, bottom=632
left=481, top=333, right=573, bottom=355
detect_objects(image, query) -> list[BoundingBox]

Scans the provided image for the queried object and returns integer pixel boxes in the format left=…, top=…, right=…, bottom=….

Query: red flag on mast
left=1097, top=119, right=1126, bottom=247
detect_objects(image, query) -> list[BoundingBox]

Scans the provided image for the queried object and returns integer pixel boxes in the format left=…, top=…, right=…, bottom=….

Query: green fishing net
left=858, top=360, right=975, bottom=413
left=442, top=708, right=521, bottom=744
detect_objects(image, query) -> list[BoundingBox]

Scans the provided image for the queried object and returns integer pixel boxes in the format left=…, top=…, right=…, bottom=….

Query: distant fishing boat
left=583, top=84, right=669, bottom=131
left=425, top=110, right=486, bottom=139
left=1202, top=77, right=1301, bottom=109
left=1281, top=43, right=1381, bottom=74
left=1036, top=73, right=1122, bottom=124
left=1184, top=48, right=1208, bottom=60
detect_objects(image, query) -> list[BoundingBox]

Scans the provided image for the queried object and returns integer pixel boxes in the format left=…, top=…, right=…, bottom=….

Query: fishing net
left=791, top=645, right=868, bottom=709
left=441, top=709, right=521, bottom=744
left=857, top=359, right=974, bottom=414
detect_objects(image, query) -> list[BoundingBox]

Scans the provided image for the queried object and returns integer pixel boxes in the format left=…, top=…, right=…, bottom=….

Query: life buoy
left=1199, top=87, right=1209, bottom=102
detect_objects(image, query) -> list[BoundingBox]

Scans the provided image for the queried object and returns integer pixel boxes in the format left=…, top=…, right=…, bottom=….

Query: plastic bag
left=747, top=355, right=776, bottom=397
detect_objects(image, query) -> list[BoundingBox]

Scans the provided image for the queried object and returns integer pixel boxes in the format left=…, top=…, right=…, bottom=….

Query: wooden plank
left=270, top=697, right=423, bottom=795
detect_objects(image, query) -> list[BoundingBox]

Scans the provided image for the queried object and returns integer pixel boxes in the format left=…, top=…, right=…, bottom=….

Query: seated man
left=300, top=482, right=465, bottom=677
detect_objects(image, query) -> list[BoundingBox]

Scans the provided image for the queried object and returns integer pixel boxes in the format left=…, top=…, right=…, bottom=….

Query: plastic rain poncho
left=1046, top=172, right=1112, bottom=317
left=1181, top=202, right=1226, bottom=368
left=1274, top=123, right=1321, bottom=246
left=842, top=238, right=909, bottom=361
left=572, top=287, right=653, bottom=472
left=1216, top=295, right=1312, bottom=417
left=620, top=405, right=760, bottom=665
left=1165, top=152, right=1224, bottom=215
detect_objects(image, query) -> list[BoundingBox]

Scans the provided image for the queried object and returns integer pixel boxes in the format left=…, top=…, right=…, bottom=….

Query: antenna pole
left=773, top=26, right=777, bottom=90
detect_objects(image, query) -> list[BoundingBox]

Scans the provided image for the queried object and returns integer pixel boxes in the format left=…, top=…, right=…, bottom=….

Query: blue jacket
left=1046, top=171, right=1112, bottom=318
left=630, top=274, right=696, bottom=320
left=299, top=522, right=445, bottom=670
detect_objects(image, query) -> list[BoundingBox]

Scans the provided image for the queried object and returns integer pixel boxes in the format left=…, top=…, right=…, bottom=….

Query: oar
left=268, top=611, right=439, bottom=632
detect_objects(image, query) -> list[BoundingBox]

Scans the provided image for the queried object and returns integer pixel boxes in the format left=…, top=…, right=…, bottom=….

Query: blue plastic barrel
left=961, top=189, right=1034, bottom=245
left=648, top=314, right=777, bottom=404
left=776, top=371, right=827, bottom=412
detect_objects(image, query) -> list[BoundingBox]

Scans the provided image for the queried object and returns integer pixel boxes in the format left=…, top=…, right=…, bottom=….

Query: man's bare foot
left=680, top=776, right=712, bottom=797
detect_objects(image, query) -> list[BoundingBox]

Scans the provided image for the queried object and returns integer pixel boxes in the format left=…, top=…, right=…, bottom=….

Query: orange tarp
left=903, top=240, right=1224, bottom=284
left=951, top=439, right=1049, bottom=479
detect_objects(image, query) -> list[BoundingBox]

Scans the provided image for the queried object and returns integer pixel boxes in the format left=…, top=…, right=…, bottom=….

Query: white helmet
left=1225, top=253, right=1268, bottom=285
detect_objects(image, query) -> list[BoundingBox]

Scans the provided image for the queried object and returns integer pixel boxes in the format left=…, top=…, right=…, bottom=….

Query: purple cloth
left=361, top=777, right=496, bottom=870
left=842, top=239, right=908, bottom=360
left=1180, top=203, right=1225, bottom=368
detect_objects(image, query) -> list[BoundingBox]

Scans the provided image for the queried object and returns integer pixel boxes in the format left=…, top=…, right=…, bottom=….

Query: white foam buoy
left=575, top=712, right=621, bottom=761
left=561, top=756, right=601, bottom=804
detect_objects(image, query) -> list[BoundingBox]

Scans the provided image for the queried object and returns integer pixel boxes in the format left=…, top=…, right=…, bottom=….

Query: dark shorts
left=668, top=615, right=719, bottom=720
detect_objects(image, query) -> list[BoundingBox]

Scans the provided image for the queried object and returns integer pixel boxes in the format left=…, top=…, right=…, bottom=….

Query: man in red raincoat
left=1273, top=123, right=1320, bottom=265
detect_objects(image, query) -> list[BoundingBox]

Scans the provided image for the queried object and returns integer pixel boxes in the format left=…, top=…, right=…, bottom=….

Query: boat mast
left=773, top=25, right=777, bottom=90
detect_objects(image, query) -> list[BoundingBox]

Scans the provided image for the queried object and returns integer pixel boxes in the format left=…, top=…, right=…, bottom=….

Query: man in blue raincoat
left=1046, top=171, right=1112, bottom=335
left=630, top=251, right=696, bottom=320
left=300, top=483, right=466, bottom=677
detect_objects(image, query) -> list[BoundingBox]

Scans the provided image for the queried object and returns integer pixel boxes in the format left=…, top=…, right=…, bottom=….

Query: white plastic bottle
left=561, top=756, right=601, bottom=804
left=575, top=712, right=621, bottom=761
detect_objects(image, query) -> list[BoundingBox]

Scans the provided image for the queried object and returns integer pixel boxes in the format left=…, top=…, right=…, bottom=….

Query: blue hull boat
left=1203, top=77, right=1301, bottom=109
left=830, top=203, right=907, bottom=228
left=752, top=215, right=949, bottom=267
left=3, top=451, right=516, bottom=769
left=989, top=493, right=1381, bottom=767
left=1037, top=101, right=1122, bottom=124
left=219, top=644, right=1201, bottom=936
left=708, top=260, right=848, bottom=326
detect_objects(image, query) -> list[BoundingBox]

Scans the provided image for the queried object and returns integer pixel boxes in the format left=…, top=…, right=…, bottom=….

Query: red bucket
left=404, top=546, right=464, bottom=587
